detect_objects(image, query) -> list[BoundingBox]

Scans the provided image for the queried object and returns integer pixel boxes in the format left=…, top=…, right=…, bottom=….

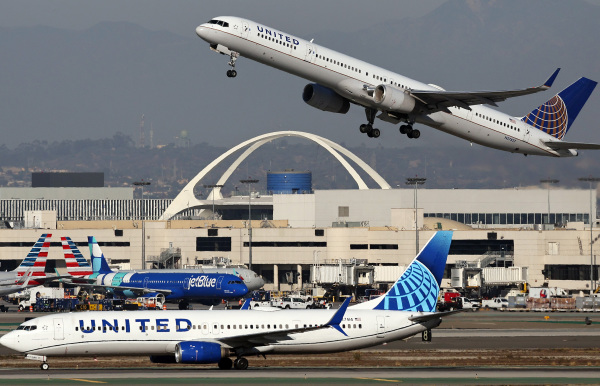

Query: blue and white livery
left=1, top=232, right=454, bottom=371
left=196, top=17, right=599, bottom=157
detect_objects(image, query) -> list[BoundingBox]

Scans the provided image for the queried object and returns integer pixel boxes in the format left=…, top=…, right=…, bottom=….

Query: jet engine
left=174, top=341, right=228, bottom=364
left=302, top=84, right=350, bottom=114
left=373, top=85, right=416, bottom=113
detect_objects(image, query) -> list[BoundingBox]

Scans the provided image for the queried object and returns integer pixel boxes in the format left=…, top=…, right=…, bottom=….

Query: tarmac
left=2, top=302, right=600, bottom=384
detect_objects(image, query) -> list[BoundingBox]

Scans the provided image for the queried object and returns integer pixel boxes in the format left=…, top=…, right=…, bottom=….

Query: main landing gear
left=217, top=356, right=249, bottom=370
left=359, top=108, right=380, bottom=138
left=399, top=124, right=420, bottom=139
left=226, top=51, right=240, bottom=78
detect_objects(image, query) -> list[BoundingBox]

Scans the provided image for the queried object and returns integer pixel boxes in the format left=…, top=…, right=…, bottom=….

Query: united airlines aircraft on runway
left=196, top=17, right=600, bottom=157
left=1, top=231, right=453, bottom=371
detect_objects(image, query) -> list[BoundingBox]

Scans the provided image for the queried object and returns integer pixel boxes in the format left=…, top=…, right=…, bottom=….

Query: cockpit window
left=208, top=19, right=229, bottom=28
left=17, top=325, right=37, bottom=331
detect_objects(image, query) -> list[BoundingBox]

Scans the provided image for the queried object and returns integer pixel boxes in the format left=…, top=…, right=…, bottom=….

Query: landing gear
left=360, top=108, right=380, bottom=138
left=399, top=124, right=420, bottom=139
left=40, top=362, right=49, bottom=370
left=178, top=301, right=189, bottom=310
left=233, top=357, right=249, bottom=370
left=218, top=357, right=233, bottom=370
left=226, top=51, right=240, bottom=77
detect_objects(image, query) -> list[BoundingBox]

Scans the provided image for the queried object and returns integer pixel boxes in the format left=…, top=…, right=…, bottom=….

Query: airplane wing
left=409, top=68, right=560, bottom=113
left=217, top=297, right=352, bottom=348
left=543, top=141, right=600, bottom=150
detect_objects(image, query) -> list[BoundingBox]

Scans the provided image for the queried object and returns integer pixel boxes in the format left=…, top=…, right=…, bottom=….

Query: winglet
left=543, top=68, right=561, bottom=89
left=326, top=297, right=352, bottom=336
left=240, top=298, right=252, bottom=310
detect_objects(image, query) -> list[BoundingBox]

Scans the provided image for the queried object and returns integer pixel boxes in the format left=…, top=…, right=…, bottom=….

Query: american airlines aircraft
left=1, top=231, right=453, bottom=371
left=196, top=17, right=600, bottom=157
left=60, top=237, right=253, bottom=308
left=0, top=234, right=60, bottom=296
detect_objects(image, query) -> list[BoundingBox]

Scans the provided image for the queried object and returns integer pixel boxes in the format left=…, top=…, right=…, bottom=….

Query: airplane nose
left=196, top=25, right=208, bottom=40
left=0, top=332, right=17, bottom=351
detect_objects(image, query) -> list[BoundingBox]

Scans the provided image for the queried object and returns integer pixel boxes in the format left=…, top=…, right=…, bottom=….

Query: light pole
left=240, top=179, right=259, bottom=270
left=133, top=180, right=151, bottom=270
left=203, top=184, right=224, bottom=220
left=406, top=177, right=426, bottom=255
left=540, top=179, right=559, bottom=225
left=579, top=177, right=600, bottom=298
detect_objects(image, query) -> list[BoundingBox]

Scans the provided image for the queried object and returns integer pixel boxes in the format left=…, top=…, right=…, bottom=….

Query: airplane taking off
left=196, top=17, right=600, bottom=157
left=1, top=231, right=454, bottom=371
left=60, top=237, right=252, bottom=308
left=0, top=234, right=57, bottom=296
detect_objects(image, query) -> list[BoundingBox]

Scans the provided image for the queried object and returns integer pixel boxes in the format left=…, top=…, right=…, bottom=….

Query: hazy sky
left=1, top=0, right=599, bottom=152
left=0, top=0, right=447, bottom=36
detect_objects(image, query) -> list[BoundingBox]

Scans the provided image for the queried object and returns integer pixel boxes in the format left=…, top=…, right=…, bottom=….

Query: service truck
left=482, top=297, right=509, bottom=309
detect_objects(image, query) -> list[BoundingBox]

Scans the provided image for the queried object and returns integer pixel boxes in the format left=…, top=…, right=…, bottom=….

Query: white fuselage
left=196, top=17, right=573, bottom=157
left=0, top=308, right=438, bottom=357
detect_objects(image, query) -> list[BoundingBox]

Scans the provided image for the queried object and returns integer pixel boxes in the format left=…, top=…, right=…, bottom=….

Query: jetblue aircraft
left=61, top=236, right=250, bottom=308
left=196, top=17, right=600, bottom=157
left=1, top=231, right=453, bottom=371
left=0, top=234, right=59, bottom=296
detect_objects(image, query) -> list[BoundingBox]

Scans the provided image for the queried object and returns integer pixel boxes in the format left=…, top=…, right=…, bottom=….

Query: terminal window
left=338, top=206, right=349, bottom=217
left=196, top=237, right=231, bottom=252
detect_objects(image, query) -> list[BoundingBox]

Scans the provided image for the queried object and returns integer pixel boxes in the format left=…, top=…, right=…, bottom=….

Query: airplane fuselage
left=196, top=17, right=577, bottom=157
left=0, top=308, right=438, bottom=357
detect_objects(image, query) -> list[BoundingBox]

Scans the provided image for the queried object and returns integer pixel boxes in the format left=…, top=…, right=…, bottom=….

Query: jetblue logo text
left=189, top=276, right=216, bottom=288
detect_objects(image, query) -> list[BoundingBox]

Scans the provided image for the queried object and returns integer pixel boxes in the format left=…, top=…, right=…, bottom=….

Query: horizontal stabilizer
left=408, top=309, right=465, bottom=323
left=543, top=141, right=600, bottom=150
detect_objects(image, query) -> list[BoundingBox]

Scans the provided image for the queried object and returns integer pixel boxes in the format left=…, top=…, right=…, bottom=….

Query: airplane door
left=217, top=276, right=223, bottom=290
left=524, top=128, right=531, bottom=143
left=143, top=277, right=149, bottom=289
left=212, top=322, right=220, bottom=335
left=305, top=45, right=316, bottom=63
left=376, top=316, right=386, bottom=338
left=183, top=277, right=190, bottom=291
left=53, top=318, right=64, bottom=340
left=242, top=22, right=250, bottom=38
left=201, top=322, right=209, bottom=335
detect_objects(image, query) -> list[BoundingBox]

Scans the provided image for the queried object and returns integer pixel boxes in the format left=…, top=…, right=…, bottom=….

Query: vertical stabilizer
left=16, top=234, right=51, bottom=281
left=88, top=236, right=113, bottom=274
left=61, top=237, right=93, bottom=276
left=522, top=77, right=597, bottom=140
left=352, top=231, right=453, bottom=312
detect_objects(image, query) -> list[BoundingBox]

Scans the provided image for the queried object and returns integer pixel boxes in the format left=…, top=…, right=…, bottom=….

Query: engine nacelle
left=174, top=341, right=227, bottom=364
left=302, top=84, right=350, bottom=114
left=373, top=85, right=416, bottom=113
left=149, top=355, right=177, bottom=364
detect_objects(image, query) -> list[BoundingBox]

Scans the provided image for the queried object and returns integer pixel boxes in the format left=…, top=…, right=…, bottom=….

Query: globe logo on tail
left=521, top=95, right=568, bottom=140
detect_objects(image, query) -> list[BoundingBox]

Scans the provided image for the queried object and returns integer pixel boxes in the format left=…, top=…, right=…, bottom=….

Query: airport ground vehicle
left=482, top=297, right=509, bottom=309
left=274, top=296, right=314, bottom=309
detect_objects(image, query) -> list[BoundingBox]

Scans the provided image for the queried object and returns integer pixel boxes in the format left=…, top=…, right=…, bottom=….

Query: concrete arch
left=160, top=131, right=391, bottom=220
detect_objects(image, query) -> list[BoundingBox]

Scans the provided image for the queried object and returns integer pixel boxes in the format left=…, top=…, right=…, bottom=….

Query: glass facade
left=424, top=212, right=590, bottom=225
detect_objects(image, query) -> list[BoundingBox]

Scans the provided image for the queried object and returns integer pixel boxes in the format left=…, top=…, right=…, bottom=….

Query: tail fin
left=61, top=237, right=93, bottom=276
left=352, top=231, right=453, bottom=312
left=15, top=234, right=51, bottom=281
left=521, top=77, right=597, bottom=140
left=88, top=236, right=113, bottom=274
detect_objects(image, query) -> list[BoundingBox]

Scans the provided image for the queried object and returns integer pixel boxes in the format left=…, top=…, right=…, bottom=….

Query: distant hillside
left=1, top=135, right=598, bottom=199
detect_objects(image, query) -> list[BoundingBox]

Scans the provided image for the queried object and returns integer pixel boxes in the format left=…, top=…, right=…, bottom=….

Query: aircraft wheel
left=230, top=70, right=237, bottom=78
left=178, top=302, right=189, bottom=310
left=359, top=124, right=368, bottom=134
left=41, top=362, right=49, bottom=371
left=218, top=357, right=233, bottom=370
left=399, top=125, right=408, bottom=134
left=234, top=357, right=249, bottom=370
left=226, top=70, right=232, bottom=77
left=411, top=129, right=420, bottom=139
left=372, top=128, right=380, bottom=138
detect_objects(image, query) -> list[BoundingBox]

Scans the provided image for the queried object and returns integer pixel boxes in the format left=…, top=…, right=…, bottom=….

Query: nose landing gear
left=226, top=51, right=240, bottom=78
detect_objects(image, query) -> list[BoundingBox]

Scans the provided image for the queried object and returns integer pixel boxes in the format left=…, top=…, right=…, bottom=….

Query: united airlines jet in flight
left=196, top=17, right=600, bottom=157
left=1, top=231, right=453, bottom=371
